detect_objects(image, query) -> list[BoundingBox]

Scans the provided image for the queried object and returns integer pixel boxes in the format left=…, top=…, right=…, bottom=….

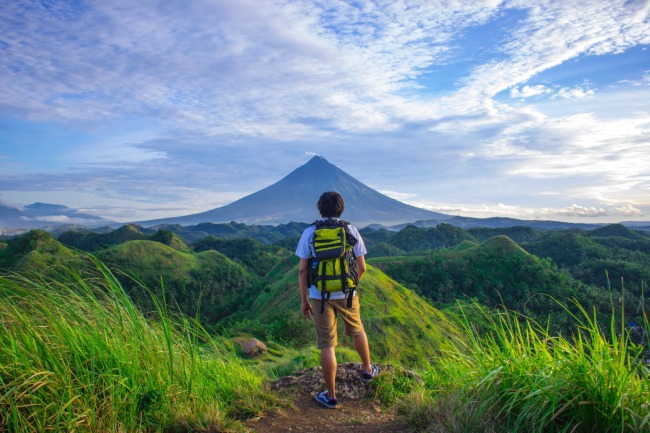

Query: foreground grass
left=0, top=257, right=277, bottom=432
left=405, top=301, right=650, bottom=433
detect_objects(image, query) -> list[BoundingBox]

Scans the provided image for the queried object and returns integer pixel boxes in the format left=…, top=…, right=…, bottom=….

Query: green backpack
left=308, top=219, right=359, bottom=313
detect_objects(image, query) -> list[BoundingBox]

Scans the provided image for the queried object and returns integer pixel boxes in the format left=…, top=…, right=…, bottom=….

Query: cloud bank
left=0, top=0, right=648, bottom=222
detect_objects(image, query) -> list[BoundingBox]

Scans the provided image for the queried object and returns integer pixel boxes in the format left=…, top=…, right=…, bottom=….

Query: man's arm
left=298, top=258, right=313, bottom=318
left=356, top=255, right=366, bottom=281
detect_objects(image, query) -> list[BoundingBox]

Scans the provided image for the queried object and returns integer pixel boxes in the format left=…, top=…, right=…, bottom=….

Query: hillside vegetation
left=0, top=257, right=278, bottom=432
left=236, top=257, right=465, bottom=365
left=1, top=222, right=649, bottom=432
left=95, top=240, right=260, bottom=325
left=371, top=236, right=586, bottom=333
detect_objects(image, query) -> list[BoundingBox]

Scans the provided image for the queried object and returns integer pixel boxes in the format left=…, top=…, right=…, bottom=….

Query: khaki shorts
left=311, top=296, right=364, bottom=349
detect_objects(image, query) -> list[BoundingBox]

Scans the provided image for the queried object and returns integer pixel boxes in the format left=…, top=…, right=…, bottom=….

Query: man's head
left=317, top=191, right=344, bottom=218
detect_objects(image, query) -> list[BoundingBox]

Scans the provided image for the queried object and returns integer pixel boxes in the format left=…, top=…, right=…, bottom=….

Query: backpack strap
left=320, top=260, right=329, bottom=314
left=346, top=287, right=355, bottom=309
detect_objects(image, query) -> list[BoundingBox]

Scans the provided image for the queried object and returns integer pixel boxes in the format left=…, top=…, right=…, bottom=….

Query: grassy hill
left=0, top=229, right=77, bottom=273
left=191, top=235, right=292, bottom=277
left=523, top=228, right=650, bottom=299
left=238, top=257, right=466, bottom=365
left=95, top=240, right=258, bottom=325
left=370, top=235, right=592, bottom=334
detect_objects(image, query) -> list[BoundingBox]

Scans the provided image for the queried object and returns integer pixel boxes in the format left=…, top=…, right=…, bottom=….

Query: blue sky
left=1, top=0, right=649, bottom=224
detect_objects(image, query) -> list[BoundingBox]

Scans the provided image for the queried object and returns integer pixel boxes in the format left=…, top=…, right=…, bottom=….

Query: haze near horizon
left=1, top=1, right=649, bottom=224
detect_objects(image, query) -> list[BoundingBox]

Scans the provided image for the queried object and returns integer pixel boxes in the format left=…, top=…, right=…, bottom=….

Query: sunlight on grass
left=0, top=256, right=277, bottom=432
left=410, top=300, right=650, bottom=433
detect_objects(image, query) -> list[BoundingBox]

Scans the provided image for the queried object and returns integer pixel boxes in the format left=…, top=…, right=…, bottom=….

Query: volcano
left=137, top=156, right=449, bottom=227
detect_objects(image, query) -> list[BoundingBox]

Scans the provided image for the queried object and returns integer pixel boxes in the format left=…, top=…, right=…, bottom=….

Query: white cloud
left=612, top=204, right=643, bottom=217
left=380, top=190, right=417, bottom=201
left=458, top=0, right=650, bottom=101
left=408, top=198, right=646, bottom=222
left=553, top=86, right=596, bottom=99
left=510, top=85, right=552, bottom=98
left=616, top=70, right=650, bottom=87
left=550, top=204, right=607, bottom=218
left=1, top=0, right=649, bottom=223
left=19, top=215, right=96, bottom=224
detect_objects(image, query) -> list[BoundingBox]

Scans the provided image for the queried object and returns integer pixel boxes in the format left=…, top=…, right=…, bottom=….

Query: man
left=295, top=191, right=378, bottom=409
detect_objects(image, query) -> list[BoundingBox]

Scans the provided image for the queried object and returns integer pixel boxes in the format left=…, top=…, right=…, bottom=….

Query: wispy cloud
left=510, top=85, right=552, bottom=98
left=1, top=0, right=649, bottom=222
left=553, top=86, right=596, bottom=99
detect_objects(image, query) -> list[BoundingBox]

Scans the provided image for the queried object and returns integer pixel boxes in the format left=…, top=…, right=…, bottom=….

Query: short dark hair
left=317, top=191, right=344, bottom=218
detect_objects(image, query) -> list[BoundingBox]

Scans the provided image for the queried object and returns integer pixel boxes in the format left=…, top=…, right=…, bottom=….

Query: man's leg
left=353, top=331, right=372, bottom=374
left=321, top=346, right=337, bottom=400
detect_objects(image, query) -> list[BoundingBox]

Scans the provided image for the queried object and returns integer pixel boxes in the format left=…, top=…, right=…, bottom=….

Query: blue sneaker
left=315, top=390, right=338, bottom=409
left=362, top=364, right=378, bottom=383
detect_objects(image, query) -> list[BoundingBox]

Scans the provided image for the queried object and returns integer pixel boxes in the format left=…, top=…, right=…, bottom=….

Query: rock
left=270, top=363, right=421, bottom=399
left=242, top=338, right=267, bottom=357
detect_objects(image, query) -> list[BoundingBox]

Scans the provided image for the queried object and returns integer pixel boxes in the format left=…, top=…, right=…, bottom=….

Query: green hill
left=0, top=229, right=77, bottom=273
left=239, top=257, right=465, bottom=365
left=95, top=240, right=258, bottom=325
left=147, top=221, right=309, bottom=244
left=371, top=236, right=588, bottom=334
left=58, top=224, right=148, bottom=251
left=388, top=223, right=476, bottom=253
left=523, top=230, right=650, bottom=297
left=191, top=236, right=291, bottom=277
left=149, top=229, right=190, bottom=252
left=588, top=223, right=642, bottom=239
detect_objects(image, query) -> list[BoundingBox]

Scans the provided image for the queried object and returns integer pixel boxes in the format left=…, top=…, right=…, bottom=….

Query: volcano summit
left=137, top=156, right=448, bottom=227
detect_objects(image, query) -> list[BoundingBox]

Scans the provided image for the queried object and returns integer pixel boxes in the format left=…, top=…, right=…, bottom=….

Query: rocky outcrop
left=270, top=363, right=421, bottom=399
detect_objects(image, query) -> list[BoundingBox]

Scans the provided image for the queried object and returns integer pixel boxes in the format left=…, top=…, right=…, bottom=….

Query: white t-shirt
left=295, top=219, right=367, bottom=300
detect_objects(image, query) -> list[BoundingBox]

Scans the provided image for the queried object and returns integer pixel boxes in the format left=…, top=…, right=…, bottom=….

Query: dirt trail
left=244, top=363, right=415, bottom=433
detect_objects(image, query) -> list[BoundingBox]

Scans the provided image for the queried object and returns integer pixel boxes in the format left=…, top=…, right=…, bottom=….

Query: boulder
left=242, top=338, right=267, bottom=357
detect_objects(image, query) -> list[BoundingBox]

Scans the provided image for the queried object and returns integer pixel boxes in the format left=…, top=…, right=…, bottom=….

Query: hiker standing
left=295, top=191, right=378, bottom=409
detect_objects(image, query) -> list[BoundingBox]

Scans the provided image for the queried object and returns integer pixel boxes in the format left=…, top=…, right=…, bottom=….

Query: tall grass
left=0, top=256, right=277, bottom=432
left=409, top=300, right=650, bottom=433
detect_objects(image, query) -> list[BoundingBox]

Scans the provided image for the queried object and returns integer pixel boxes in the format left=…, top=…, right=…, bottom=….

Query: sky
left=1, top=0, right=649, bottom=224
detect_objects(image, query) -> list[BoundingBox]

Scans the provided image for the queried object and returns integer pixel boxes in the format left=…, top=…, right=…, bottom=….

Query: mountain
left=0, top=202, right=114, bottom=234
left=411, top=215, right=606, bottom=232
left=136, top=156, right=449, bottom=228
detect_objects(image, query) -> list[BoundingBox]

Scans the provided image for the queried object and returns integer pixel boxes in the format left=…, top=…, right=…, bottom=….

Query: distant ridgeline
left=1, top=221, right=649, bottom=362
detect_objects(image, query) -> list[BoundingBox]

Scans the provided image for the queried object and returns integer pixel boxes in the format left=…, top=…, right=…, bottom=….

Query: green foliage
left=0, top=229, right=77, bottom=272
left=366, top=242, right=405, bottom=258
left=358, top=227, right=397, bottom=249
left=467, top=226, right=541, bottom=244
left=524, top=228, right=650, bottom=304
left=192, top=235, right=291, bottom=277
left=408, top=301, right=650, bottom=433
left=150, top=221, right=309, bottom=244
left=588, top=223, right=643, bottom=239
left=389, top=223, right=476, bottom=253
left=236, top=257, right=466, bottom=365
left=95, top=240, right=259, bottom=325
left=58, top=224, right=148, bottom=251
left=371, top=236, right=586, bottom=334
left=0, top=257, right=278, bottom=432
left=366, top=367, right=425, bottom=406
left=149, top=229, right=190, bottom=252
